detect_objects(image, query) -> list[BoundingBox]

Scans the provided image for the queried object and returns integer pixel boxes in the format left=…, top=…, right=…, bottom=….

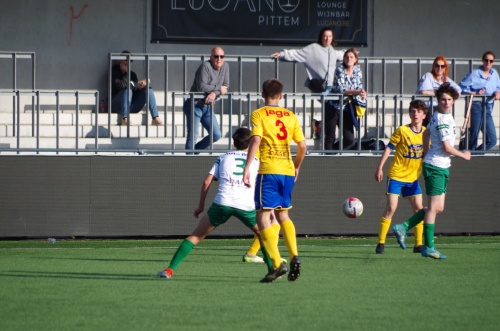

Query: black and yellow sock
left=424, top=223, right=435, bottom=248
left=378, top=217, right=391, bottom=244
left=168, top=239, right=195, bottom=271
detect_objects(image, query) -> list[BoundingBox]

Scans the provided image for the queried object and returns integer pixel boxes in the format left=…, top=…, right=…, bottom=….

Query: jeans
left=111, top=87, right=159, bottom=119
left=469, top=101, right=497, bottom=151
left=183, top=99, right=221, bottom=150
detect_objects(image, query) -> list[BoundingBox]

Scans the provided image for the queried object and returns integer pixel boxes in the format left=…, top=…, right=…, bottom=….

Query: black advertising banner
left=152, top=0, right=367, bottom=46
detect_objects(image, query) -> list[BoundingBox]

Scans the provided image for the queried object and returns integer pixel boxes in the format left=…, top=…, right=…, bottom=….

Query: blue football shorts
left=254, top=174, right=295, bottom=210
left=386, top=177, right=422, bottom=198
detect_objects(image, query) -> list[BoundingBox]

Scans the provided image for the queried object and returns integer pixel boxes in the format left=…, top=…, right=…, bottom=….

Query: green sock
left=403, top=209, right=425, bottom=231
left=168, top=239, right=195, bottom=271
left=424, top=223, right=435, bottom=248
left=260, top=244, right=273, bottom=271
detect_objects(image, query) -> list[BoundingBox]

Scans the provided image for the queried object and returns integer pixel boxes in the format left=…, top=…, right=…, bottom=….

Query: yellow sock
left=378, top=217, right=391, bottom=244
left=260, top=227, right=282, bottom=269
left=414, top=221, right=424, bottom=247
left=272, top=222, right=281, bottom=237
left=280, top=220, right=298, bottom=260
left=246, top=235, right=260, bottom=256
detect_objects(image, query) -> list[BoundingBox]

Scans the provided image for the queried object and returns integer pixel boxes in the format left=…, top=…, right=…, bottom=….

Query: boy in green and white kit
left=157, top=128, right=271, bottom=279
left=393, top=83, right=471, bottom=259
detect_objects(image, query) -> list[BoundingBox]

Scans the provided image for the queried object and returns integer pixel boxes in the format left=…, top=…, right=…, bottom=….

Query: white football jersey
left=424, top=111, right=456, bottom=169
left=209, top=151, right=259, bottom=211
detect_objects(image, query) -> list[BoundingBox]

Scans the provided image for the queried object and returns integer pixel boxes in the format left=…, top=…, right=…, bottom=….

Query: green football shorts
left=423, top=163, right=449, bottom=196
left=207, top=203, right=256, bottom=228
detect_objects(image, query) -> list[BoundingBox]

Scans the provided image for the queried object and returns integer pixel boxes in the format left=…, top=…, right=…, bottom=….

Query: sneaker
left=421, top=246, right=446, bottom=260
left=392, top=224, right=407, bottom=249
left=151, top=117, right=162, bottom=125
left=242, top=253, right=264, bottom=263
left=287, top=256, right=301, bottom=281
left=157, top=268, right=173, bottom=279
left=260, top=262, right=288, bottom=283
left=413, top=245, right=423, bottom=253
left=120, top=117, right=129, bottom=126
left=375, top=243, right=385, bottom=254
left=281, top=257, right=288, bottom=264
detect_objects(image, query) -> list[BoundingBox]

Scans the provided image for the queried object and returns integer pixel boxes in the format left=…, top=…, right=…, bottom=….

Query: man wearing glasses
left=183, top=47, right=229, bottom=152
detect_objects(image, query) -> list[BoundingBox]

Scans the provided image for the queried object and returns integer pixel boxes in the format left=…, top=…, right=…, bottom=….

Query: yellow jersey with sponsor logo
left=387, top=124, right=425, bottom=182
left=250, top=105, right=305, bottom=176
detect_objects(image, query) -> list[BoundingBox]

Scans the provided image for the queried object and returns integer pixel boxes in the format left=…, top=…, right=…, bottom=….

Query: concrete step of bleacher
left=0, top=136, right=319, bottom=153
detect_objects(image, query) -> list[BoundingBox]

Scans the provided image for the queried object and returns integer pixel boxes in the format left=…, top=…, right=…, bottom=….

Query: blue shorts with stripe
left=254, top=174, right=295, bottom=210
left=386, top=177, right=422, bottom=198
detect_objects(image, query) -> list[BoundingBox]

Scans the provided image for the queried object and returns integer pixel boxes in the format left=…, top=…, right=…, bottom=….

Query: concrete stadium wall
left=1, top=0, right=499, bottom=94
left=0, top=155, right=498, bottom=238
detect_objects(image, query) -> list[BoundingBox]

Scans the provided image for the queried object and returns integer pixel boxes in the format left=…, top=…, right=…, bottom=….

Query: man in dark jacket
left=111, top=50, right=162, bottom=126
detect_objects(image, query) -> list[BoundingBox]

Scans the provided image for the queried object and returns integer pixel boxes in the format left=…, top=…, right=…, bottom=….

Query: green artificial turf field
left=1, top=236, right=499, bottom=331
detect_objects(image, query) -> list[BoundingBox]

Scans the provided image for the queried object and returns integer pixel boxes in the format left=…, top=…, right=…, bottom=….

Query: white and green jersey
left=209, top=151, right=259, bottom=211
left=424, top=111, right=456, bottom=169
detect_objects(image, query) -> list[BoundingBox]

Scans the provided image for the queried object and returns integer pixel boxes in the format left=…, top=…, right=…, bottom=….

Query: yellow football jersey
left=388, top=125, right=425, bottom=182
left=250, top=105, right=305, bottom=176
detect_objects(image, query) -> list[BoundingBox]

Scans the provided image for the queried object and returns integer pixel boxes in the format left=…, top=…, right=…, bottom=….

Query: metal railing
left=107, top=53, right=484, bottom=96
left=1, top=89, right=499, bottom=155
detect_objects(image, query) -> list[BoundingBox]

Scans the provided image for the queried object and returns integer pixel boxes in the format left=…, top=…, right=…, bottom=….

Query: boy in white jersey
left=157, top=128, right=271, bottom=279
left=374, top=100, right=428, bottom=254
left=393, top=83, right=471, bottom=259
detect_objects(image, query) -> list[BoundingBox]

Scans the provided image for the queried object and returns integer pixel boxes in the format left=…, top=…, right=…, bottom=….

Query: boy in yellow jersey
left=393, top=83, right=471, bottom=259
left=243, top=78, right=307, bottom=283
left=374, top=100, right=428, bottom=254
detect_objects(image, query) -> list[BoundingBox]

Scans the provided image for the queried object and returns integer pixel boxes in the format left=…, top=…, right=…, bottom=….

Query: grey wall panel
left=1, top=155, right=498, bottom=238
left=1, top=1, right=499, bottom=94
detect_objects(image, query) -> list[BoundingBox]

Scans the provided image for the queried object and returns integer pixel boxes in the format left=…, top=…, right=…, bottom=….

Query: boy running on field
left=243, top=78, right=307, bottom=283
left=374, top=100, right=428, bottom=254
left=157, top=127, right=272, bottom=279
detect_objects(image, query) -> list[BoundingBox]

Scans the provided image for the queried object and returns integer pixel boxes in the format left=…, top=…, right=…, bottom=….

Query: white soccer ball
left=342, top=197, right=363, bottom=218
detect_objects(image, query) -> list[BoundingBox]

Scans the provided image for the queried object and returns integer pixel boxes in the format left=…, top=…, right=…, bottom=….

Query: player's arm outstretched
left=194, top=174, right=215, bottom=218
left=442, top=140, right=471, bottom=160
left=374, top=146, right=392, bottom=182
left=243, top=135, right=261, bottom=187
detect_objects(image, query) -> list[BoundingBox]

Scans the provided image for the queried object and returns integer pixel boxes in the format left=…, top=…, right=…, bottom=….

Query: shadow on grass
left=0, top=270, right=263, bottom=283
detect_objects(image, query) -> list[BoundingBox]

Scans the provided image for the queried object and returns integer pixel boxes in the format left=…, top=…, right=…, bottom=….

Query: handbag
left=308, top=78, right=328, bottom=93
left=308, top=48, right=330, bottom=93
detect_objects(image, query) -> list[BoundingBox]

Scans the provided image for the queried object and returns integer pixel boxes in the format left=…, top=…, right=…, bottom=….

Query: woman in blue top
left=459, top=51, right=500, bottom=151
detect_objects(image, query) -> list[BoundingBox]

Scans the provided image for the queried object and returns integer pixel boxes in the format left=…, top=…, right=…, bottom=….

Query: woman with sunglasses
left=416, top=56, right=461, bottom=98
left=459, top=51, right=500, bottom=151
left=271, top=27, right=346, bottom=93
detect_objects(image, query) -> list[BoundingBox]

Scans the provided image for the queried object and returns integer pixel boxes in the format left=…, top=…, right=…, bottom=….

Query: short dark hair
left=435, top=82, right=459, bottom=101
left=262, top=79, right=283, bottom=99
left=409, top=99, right=429, bottom=114
left=317, top=27, right=336, bottom=46
left=232, top=127, right=251, bottom=150
left=482, top=51, right=495, bottom=60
